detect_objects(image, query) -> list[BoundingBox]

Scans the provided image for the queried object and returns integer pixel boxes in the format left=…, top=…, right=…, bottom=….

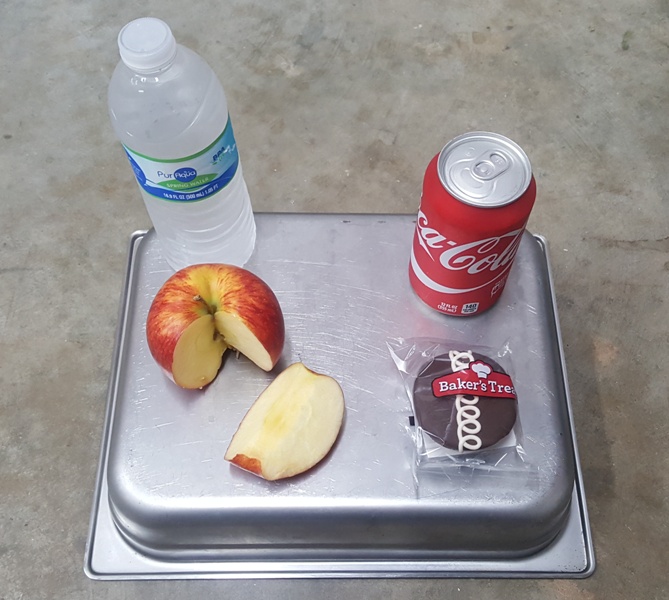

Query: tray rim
left=83, top=216, right=595, bottom=580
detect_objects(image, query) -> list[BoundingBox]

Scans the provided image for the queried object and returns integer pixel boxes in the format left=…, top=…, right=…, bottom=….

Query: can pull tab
left=471, top=151, right=510, bottom=181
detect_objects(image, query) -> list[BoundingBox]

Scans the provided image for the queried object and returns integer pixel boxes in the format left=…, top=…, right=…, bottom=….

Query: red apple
left=146, top=264, right=285, bottom=389
left=225, top=362, right=345, bottom=481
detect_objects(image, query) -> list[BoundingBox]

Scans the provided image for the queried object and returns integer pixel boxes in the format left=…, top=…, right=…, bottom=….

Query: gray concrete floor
left=1, top=0, right=667, bottom=598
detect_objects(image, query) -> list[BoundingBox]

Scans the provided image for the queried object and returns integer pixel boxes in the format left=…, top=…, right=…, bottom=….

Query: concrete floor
left=1, top=0, right=667, bottom=597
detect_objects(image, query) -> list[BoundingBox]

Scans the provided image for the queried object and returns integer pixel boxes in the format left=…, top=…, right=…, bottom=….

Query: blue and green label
left=123, top=118, right=239, bottom=202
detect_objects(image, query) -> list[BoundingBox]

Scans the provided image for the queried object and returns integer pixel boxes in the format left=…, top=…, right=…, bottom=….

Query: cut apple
left=146, top=264, right=285, bottom=389
left=171, top=315, right=226, bottom=389
left=214, top=311, right=274, bottom=372
left=225, top=363, right=345, bottom=481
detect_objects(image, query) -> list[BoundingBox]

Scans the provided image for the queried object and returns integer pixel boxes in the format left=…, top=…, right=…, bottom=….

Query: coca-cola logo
left=415, top=210, right=447, bottom=260
left=415, top=209, right=524, bottom=277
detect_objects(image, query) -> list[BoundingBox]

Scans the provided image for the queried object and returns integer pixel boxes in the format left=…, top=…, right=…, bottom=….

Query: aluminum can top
left=438, top=131, right=532, bottom=208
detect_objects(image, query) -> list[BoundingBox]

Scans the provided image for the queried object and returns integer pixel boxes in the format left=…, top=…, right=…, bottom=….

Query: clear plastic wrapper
left=388, top=337, right=533, bottom=474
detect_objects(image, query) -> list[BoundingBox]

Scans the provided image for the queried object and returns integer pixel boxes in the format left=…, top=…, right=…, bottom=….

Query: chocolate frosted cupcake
left=412, top=350, right=518, bottom=452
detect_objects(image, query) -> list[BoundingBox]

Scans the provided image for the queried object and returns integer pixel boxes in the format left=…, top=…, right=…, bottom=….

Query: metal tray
left=84, top=213, right=595, bottom=579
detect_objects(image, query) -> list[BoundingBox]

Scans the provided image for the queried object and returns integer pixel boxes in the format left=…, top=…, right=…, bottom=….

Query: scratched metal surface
left=94, top=213, right=587, bottom=572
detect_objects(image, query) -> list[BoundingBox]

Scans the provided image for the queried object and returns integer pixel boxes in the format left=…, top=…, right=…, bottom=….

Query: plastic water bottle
left=108, top=17, right=256, bottom=270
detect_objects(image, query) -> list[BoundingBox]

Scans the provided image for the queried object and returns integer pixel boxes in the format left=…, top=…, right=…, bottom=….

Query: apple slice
left=146, top=264, right=285, bottom=389
left=225, top=363, right=345, bottom=481
left=171, top=315, right=227, bottom=389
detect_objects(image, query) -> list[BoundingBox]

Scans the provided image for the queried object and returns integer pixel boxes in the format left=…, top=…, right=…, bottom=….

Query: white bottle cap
left=118, top=17, right=177, bottom=73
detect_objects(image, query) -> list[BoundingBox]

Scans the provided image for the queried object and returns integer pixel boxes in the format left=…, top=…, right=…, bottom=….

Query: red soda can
left=409, top=132, right=536, bottom=316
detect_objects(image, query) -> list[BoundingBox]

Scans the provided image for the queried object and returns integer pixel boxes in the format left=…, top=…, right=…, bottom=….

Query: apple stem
left=193, top=294, right=224, bottom=344
left=193, top=294, right=216, bottom=316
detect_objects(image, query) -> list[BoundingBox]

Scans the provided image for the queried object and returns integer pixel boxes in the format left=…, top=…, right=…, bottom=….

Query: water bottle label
left=123, top=118, right=239, bottom=202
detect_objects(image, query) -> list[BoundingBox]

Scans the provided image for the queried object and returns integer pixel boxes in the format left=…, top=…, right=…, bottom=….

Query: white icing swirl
left=448, top=349, right=474, bottom=372
left=456, top=394, right=482, bottom=452
left=447, top=351, right=483, bottom=451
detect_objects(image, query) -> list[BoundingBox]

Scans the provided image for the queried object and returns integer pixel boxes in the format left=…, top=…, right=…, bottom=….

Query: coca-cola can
left=409, top=131, right=536, bottom=316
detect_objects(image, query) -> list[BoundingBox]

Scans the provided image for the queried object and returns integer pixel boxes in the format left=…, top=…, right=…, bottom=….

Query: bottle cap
left=118, top=17, right=177, bottom=73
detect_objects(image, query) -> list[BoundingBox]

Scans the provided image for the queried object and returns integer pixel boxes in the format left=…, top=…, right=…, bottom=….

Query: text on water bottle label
left=123, top=117, right=239, bottom=202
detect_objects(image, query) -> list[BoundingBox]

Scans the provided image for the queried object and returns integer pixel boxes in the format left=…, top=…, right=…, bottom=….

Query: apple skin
left=146, top=264, right=285, bottom=389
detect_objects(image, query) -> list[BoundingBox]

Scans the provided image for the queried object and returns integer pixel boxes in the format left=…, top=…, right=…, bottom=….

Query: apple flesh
left=146, top=264, right=285, bottom=389
left=225, top=363, right=345, bottom=481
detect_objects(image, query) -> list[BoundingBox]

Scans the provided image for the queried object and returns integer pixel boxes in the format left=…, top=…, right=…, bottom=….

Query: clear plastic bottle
left=108, top=17, right=256, bottom=270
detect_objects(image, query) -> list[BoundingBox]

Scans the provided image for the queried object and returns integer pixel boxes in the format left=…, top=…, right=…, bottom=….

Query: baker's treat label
left=431, top=357, right=516, bottom=399
left=412, top=350, right=518, bottom=453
